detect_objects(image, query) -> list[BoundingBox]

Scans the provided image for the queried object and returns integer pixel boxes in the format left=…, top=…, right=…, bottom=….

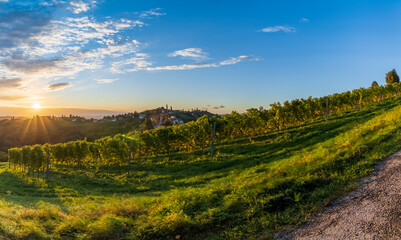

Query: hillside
left=2, top=92, right=401, bottom=239
left=0, top=107, right=212, bottom=154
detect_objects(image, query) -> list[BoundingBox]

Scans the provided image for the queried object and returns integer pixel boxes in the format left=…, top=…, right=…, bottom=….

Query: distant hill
left=0, top=107, right=125, bottom=119
left=114, top=106, right=217, bottom=128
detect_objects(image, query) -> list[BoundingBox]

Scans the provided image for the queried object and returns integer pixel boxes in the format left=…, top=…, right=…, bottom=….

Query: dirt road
left=276, top=151, right=401, bottom=240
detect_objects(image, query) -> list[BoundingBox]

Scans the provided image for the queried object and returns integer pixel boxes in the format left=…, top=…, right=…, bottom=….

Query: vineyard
left=0, top=95, right=401, bottom=239
left=3, top=84, right=401, bottom=239
left=7, top=83, right=401, bottom=173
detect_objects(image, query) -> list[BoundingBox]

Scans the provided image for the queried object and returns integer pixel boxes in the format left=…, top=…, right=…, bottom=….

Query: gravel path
left=276, top=151, right=401, bottom=240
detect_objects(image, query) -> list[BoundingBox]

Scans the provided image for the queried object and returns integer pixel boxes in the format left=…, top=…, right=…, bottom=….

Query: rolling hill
left=2, top=89, right=401, bottom=239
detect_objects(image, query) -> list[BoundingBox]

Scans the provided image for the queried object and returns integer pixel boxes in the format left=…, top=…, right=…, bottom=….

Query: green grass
left=2, top=99, right=401, bottom=239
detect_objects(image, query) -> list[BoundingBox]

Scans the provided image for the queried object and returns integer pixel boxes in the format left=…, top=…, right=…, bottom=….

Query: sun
left=32, top=103, right=42, bottom=109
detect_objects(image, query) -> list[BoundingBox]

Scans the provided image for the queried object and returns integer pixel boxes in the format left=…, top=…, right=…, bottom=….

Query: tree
left=371, top=81, right=379, bottom=87
left=386, top=69, right=400, bottom=85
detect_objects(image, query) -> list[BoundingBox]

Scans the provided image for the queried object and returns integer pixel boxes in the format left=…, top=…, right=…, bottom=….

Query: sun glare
left=32, top=103, right=42, bottom=109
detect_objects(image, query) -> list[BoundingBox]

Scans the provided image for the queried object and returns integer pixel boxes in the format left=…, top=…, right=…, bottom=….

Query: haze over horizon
left=1, top=0, right=401, bottom=116
left=0, top=106, right=126, bottom=118
left=0, top=105, right=212, bottom=118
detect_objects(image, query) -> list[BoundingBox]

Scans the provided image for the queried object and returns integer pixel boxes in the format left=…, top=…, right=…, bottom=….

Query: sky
left=1, top=0, right=401, bottom=116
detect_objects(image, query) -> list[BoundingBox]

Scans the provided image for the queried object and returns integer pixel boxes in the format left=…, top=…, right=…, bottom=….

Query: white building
left=170, top=116, right=184, bottom=125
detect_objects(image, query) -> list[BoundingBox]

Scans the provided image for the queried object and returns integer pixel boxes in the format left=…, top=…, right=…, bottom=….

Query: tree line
left=8, top=80, right=401, bottom=173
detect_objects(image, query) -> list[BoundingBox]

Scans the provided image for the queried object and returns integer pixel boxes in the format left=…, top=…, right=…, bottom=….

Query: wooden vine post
left=210, top=121, right=216, bottom=157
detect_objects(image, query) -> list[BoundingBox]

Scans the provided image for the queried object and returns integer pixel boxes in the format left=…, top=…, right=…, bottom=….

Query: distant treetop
left=371, top=81, right=379, bottom=87
left=386, top=69, right=400, bottom=85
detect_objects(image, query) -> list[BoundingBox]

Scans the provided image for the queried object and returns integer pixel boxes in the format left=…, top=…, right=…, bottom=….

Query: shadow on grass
left=0, top=171, right=66, bottom=210
left=46, top=170, right=154, bottom=196
left=38, top=112, right=372, bottom=197
left=40, top=101, right=394, bottom=197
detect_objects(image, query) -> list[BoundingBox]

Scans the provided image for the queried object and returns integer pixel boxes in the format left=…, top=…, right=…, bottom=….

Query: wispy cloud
left=0, top=1, right=162, bottom=99
left=0, top=95, right=28, bottom=101
left=259, top=25, right=296, bottom=33
left=1, top=41, right=140, bottom=82
left=96, top=78, right=119, bottom=84
left=111, top=53, right=153, bottom=73
left=168, top=48, right=208, bottom=60
left=300, top=18, right=310, bottom=23
left=147, top=56, right=259, bottom=71
left=138, top=8, right=165, bottom=19
left=0, top=78, right=22, bottom=88
left=0, top=4, right=53, bottom=51
left=212, top=105, right=225, bottom=110
left=0, top=1, right=261, bottom=106
left=47, top=82, right=73, bottom=91
left=0, top=78, right=24, bottom=102
left=28, top=17, right=143, bottom=56
left=69, top=1, right=97, bottom=14
left=111, top=55, right=260, bottom=73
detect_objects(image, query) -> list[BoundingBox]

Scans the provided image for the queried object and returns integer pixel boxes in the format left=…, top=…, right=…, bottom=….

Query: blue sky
left=1, top=0, right=401, bottom=115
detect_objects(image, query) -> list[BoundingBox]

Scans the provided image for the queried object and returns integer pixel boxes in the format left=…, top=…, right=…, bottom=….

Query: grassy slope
left=1, top=99, right=401, bottom=239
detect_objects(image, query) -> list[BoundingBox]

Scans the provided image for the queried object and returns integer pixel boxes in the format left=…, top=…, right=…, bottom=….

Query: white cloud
left=96, top=78, right=119, bottom=84
left=111, top=53, right=153, bottom=73
left=69, top=1, right=97, bottom=14
left=138, top=8, right=166, bottom=19
left=146, top=56, right=259, bottom=71
left=259, top=26, right=296, bottom=33
left=25, top=16, right=143, bottom=56
left=220, top=55, right=257, bottom=65
left=146, top=62, right=216, bottom=71
left=1, top=41, right=141, bottom=82
left=111, top=55, right=260, bottom=73
left=168, top=48, right=208, bottom=60
left=301, top=18, right=310, bottom=23
left=0, top=2, right=167, bottom=102
left=0, top=12, right=145, bottom=95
